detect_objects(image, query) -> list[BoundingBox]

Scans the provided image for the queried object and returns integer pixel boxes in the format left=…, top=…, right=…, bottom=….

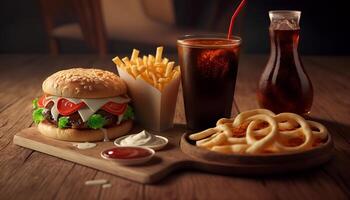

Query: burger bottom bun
left=37, top=120, right=133, bottom=142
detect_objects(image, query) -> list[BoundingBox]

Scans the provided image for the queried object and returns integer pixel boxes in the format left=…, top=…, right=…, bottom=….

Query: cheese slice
left=50, top=98, right=60, bottom=121
left=77, top=107, right=96, bottom=122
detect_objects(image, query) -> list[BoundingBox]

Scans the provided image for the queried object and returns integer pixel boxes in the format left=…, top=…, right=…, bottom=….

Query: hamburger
left=32, top=68, right=134, bottom=142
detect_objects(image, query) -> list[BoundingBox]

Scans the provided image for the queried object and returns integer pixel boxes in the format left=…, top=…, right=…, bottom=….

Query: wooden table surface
left=0, top=55, right=349, bottom=200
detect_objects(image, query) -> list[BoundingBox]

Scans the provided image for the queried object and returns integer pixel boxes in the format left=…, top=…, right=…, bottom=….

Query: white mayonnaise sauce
left=101, top=128, right=110, bottom=142
left=74, top=142, right=97, bottom=150
left=117, top=113, right=124, bottom=124
left=120, top=130, right=164, bottom=147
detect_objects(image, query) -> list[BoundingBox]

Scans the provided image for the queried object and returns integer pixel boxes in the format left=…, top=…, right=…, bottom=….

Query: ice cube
left=272, top=19, right=299, bottom=30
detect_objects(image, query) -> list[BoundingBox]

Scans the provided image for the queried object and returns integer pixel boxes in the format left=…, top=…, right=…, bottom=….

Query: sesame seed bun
left=38, top=120, right=133, bottom=142
left=42, top=68, right=127, bottom=98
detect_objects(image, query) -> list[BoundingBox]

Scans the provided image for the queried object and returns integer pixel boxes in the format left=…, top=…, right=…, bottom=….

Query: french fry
left=139, top=72, right=153, bottom=84
left=197, top=133, right=226, bottom=148
left=148, top=71, right=157, bottom=86
left=172, top=70, right=180, bottom=80
left=131, top=49, right=139, bottom=62
left=165, top=62, right=174, bottom=77
left=157, top=83, right=163, bottom=91
left=113, top=46, right=181, bottom=91
left=158, top=77, right=170, bottom=83
left=155, top=72, right=163, bottom=79
left=136, top=57, right=141, bottom=66
left=190, top=128, right=218, bottom=140
left=143, top=56, right=148, bottom=66
left=155, top=46, right=163, bottom=63
left=153, top=63, right=162, bottom=70
left=125, top=67, right=132, bottom=76
left=162, top=58, right=169, bottom=65
left=211, top=144, right=249, bottom=154
left=156, top=67, right=164, bottom=74
left=131, top=65, right=139, bottom=77
left=147, top=54, right=155, bottom=66
left=137, top=65, right=146, bottom=73
left=112, top=56, right=124, bottom=67
left=122, top=57, right=131, bottom=67
left=145, top=69, right=150, bottom=77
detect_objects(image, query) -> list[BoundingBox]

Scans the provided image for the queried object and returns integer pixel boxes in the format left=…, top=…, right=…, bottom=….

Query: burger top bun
left=42, top=68, right=127, bottom=98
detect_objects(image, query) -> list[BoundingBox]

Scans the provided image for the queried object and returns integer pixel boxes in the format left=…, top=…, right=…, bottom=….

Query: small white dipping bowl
left=114, top=135, right=168, bottom=151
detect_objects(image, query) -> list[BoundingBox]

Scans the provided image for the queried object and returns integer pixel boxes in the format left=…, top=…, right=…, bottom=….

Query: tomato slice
left=57, top=98, right=86, bottom=116
left=37, top=95, right=47, bottom=108
left=101, top=102, right=127, bottom=116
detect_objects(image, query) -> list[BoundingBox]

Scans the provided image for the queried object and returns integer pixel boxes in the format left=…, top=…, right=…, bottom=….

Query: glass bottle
left=257, top=11, right=313, bottom=115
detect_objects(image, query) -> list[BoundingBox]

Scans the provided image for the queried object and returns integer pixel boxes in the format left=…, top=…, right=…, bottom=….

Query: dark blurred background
left=0, top=0, right=349, bottom=55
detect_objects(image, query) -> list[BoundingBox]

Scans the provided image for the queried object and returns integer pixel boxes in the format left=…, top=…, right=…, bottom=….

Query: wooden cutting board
left=13, top=125, right=333, bottom=184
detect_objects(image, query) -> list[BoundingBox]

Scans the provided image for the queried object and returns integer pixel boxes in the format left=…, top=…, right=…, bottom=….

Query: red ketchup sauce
left=101, top=147, right=152, bottom=159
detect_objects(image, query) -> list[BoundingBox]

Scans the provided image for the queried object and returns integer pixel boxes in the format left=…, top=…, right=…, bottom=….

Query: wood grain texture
left=13, top=126, right=189, bottom=184
left=13, top=125, right=333, bottom=184
left=0, top=55, right=349, bottom=200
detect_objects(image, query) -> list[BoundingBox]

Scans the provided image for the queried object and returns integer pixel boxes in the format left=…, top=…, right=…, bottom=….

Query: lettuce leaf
left=32, top=98, right=39, bottom=110
left=87, top=114, right=106, bottom=129
left=122, top=105, right=134, bottom=121
left=58, top=117, right=69, bottom=129
left=32, top=108, right=44, bottom=124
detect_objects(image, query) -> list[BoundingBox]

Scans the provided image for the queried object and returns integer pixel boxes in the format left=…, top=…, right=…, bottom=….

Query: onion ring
left=188, top=109, right=328, bottom=155
left=232, top=109, right=275, bottom=128
left=274, top=113, right=313, bottom=152
left=307, top=120, right=328, bottom=140
left=246, top=114, right=278, bottom=154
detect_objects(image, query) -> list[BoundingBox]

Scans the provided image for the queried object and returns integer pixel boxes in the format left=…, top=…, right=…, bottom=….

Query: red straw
left=227, top=0, right=247, bottom=39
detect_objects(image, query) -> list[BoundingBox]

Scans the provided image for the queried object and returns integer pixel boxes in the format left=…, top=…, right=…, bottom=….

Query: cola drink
left=177, top=36, right=241, bottom=130
left=257, top=11, right=313, bottom=115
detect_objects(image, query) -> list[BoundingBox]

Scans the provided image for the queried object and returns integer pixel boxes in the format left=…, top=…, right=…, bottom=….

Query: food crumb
left=102, top=183, right=112, bottom=188
left=85, top=179, right=108, bottom=185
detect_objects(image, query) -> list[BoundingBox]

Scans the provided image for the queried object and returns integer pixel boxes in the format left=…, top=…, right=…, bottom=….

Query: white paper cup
left=117, top=66, right=180, bottom=131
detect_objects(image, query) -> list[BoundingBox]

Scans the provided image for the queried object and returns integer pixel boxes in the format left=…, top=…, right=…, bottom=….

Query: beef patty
left=43, top=102, right=119, bottom=129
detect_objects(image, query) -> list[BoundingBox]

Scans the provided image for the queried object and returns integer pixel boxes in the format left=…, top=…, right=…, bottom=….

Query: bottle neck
left=269, top=28, right=300, bottom=56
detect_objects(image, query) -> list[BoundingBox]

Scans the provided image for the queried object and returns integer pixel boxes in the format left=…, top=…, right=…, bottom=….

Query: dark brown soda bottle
left=257, top=11, right=313, bottom=115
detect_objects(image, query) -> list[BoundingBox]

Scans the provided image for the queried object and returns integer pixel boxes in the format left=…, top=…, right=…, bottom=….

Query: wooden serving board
left=13, top=125, right=333, bottom=184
